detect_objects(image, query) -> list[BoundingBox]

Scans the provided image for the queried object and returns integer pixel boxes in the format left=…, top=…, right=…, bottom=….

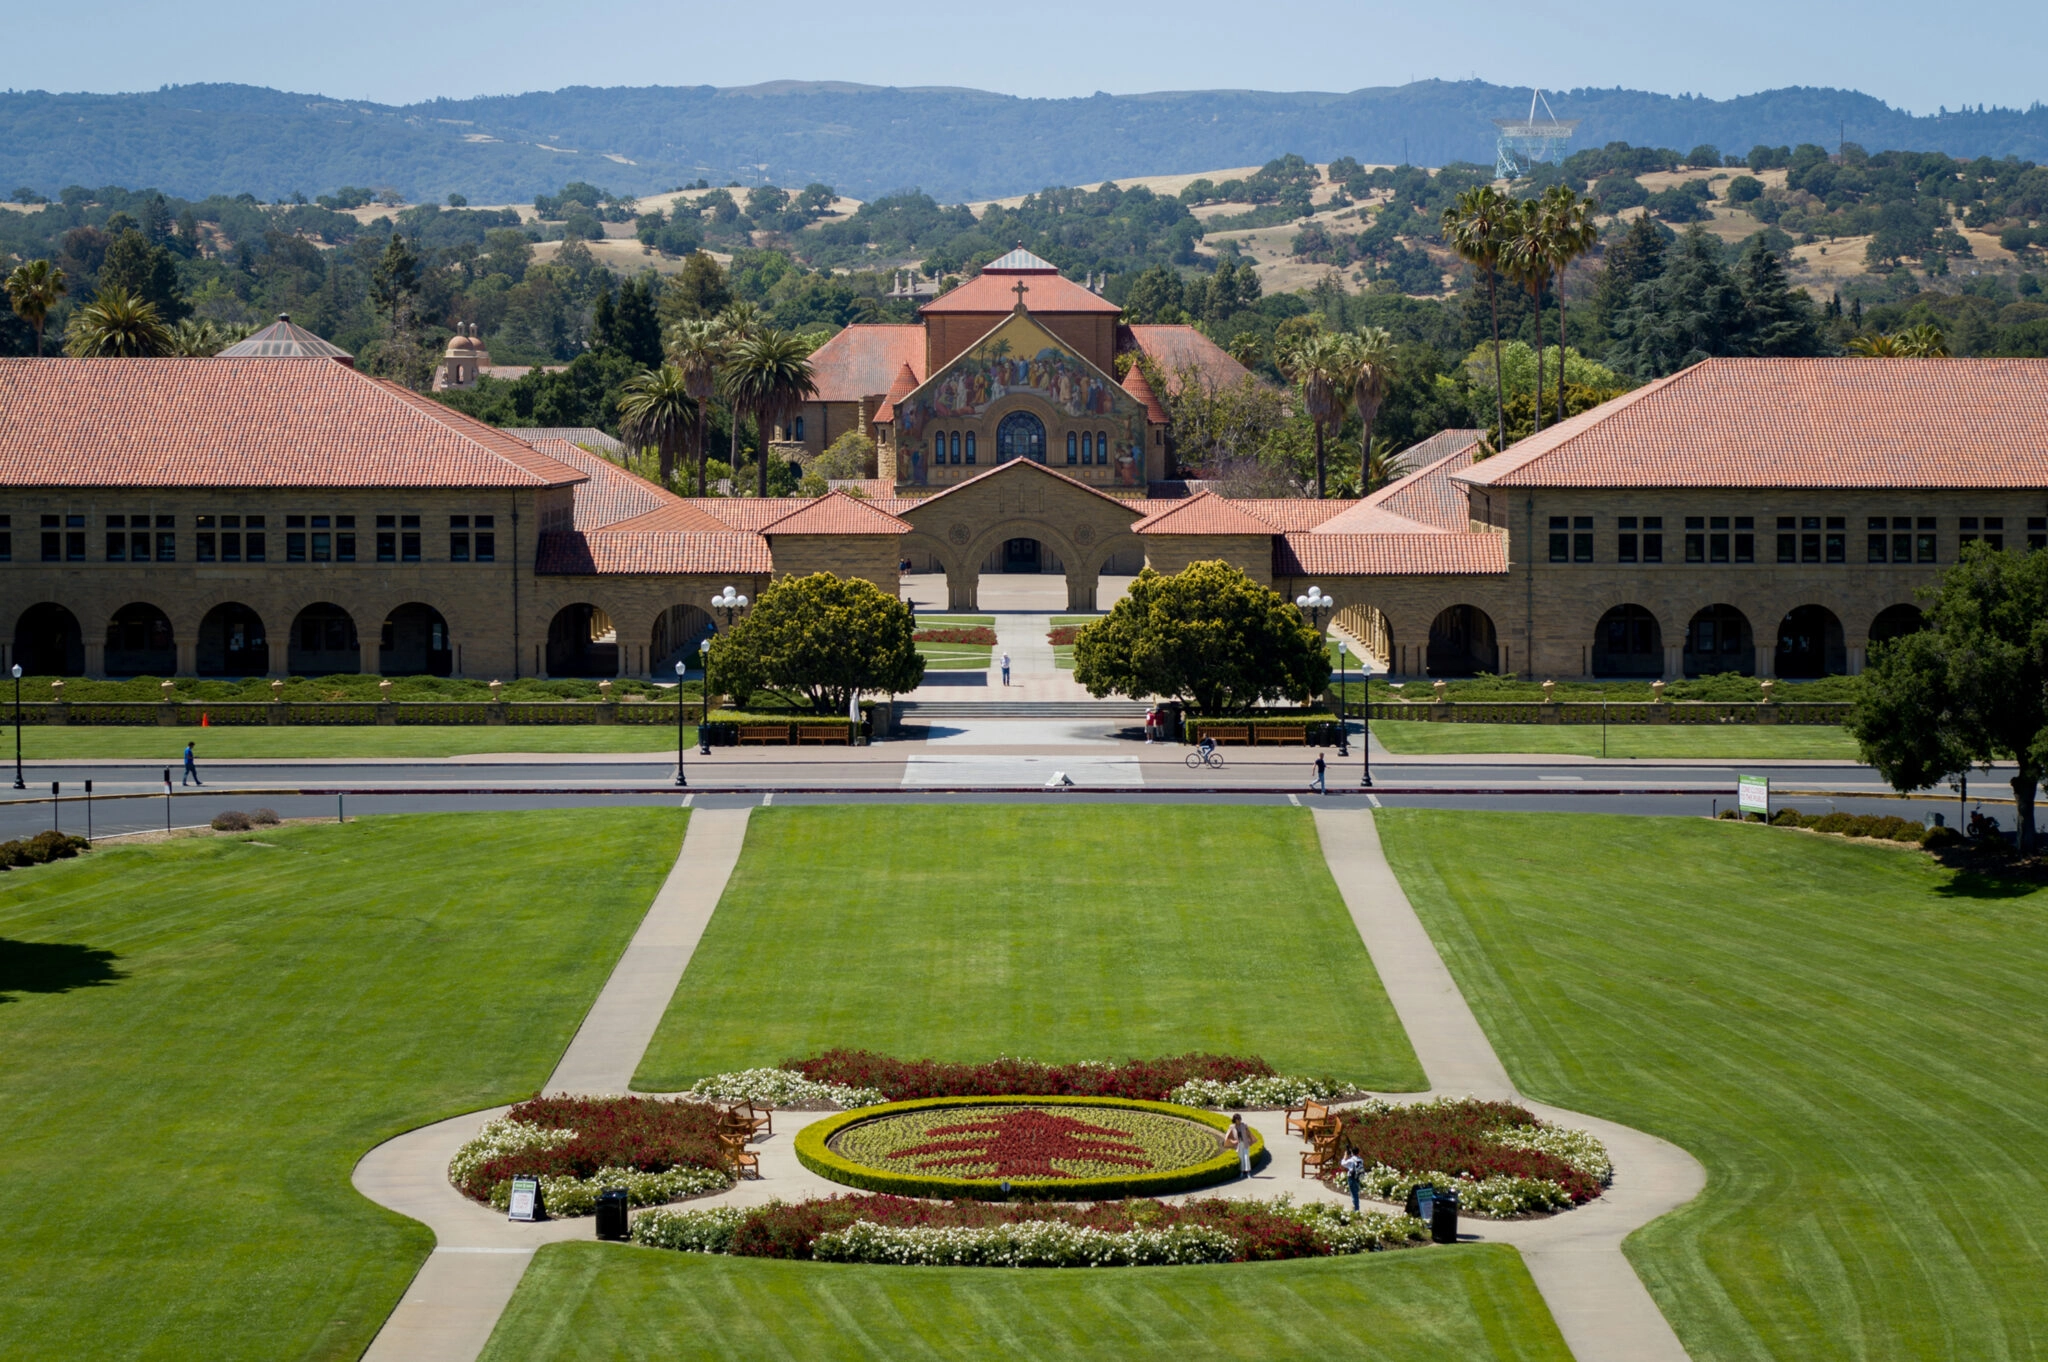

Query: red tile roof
left=1124, top=325, right=1259, bottom=393
left=1232, top=498, right=1358, bottom=530
left=680, top=498, right=812, bottom=530
left=1457, top=358, right=2048, bottom=490
left=921, top=271, right=1121, bottom=315
left=1315, top=431, right=1482, bottom=535
left=1131, top=490, right=1280, bottom=535
left=900, top=456, right=1148, bottom=516
left=873, top=362, right=919, bottom=424
left=598, top=499, right=747, bottom=535
left=759, top=490, right=912, bottom=535
left=536, top=529, right=773, bottom=576
left=808, top=325, right=925, bottom=403
left=0, top=358, right=585, bottom=489
left=1121, top=362, right=1168, bottom=424
left=1276, top=531, right=1507, bottom=576
left=520, top=439, right=685, bottom=531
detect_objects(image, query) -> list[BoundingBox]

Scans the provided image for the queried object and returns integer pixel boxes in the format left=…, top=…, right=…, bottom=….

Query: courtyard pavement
left=351, top=803, right=1706, bottom=1362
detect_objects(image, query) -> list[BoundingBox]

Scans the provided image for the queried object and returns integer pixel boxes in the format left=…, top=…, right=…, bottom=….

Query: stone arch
left=959, top=518, right=1093, bottom=611
left=381, top=603, right=453, bottom=677
left=650, top=604, right=716, bottom=676
left=1332, top=603, right=1393, bottom=672
left=15, top=602, right=86, bottom=676
left=289, top=602, right=361, bottom=676
left=104, top=602, right=175, bottom=676
left=1683, top=603, right=1755, bottom=678
left=1591, top=603, right=1663, bottom=678
left=1775, top=604, right=1847, bottom=678
left=545, top=603, right=620, bottom=677
left=1869, top=603, right=1926, bottom=645
left=1426, top=604, right=1499, bottom=677
left=196, top=602, right=270, bottom=677
left=995, top=407, right=1049, bottom=464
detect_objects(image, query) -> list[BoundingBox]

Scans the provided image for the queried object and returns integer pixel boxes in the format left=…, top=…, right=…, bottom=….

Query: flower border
left=795, top=1096, right=1265, bottom=1201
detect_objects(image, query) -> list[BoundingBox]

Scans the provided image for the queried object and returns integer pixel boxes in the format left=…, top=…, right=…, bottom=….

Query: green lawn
left=916, top=643, right=993, bottom=671
left=915, top=614, right=995, bottom=629
left=484, top=1243, right=1571, bottom=1361
left=1378, top=810, right=2048, bottom=1362
left=634, top=806, right=1425, bottom=1088
left=10, top=724, right=688, bottom=759
left=0, top=809, right=685, bottom=1361
left=1368, top=720, right=1862, bottom=759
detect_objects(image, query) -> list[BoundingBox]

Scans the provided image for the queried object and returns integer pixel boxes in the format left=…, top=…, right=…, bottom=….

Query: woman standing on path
left=1226, top=1113, right=1253, bottom=1177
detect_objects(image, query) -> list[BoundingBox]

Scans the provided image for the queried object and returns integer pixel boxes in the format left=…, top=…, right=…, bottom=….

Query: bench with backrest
left=797, top=725, right=851, bottom=745
left=1254, top=726, right=1309, bottom=745
left=718, top=1132, right=761, bottom=1179
left=738, top=725, right=792, bottom=745
left=1200, top=726, right=1252, bottom=746
left=1286, top=1099, right=1329, bottom=1138
left=719, top=1099, right=772, bottom=1139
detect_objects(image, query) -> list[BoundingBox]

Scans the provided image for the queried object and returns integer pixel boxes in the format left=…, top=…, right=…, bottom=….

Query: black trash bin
left=1430, top=1189, right=1460, bottom=1244
left=595, top=1187, right=630, bottom=1241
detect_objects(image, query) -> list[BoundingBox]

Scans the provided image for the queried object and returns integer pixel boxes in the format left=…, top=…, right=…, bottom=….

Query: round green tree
left=709, top=571, right=923, bottom=715
left=1072, top=561, right=1331, bottom=716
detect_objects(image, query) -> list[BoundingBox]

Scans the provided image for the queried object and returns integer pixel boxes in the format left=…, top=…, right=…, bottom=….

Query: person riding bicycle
left=1197, top=735, right=1217, bottom=760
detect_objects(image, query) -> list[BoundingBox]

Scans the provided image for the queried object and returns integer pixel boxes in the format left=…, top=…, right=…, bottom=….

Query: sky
left=25, top=0, right=2047, bottom=115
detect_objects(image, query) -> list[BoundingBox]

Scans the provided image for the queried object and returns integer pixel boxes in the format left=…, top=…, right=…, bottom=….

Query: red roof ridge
left=1131, top=490, right=1282, bottom=535
left=901, top=456, right=1149, bottom=515
left=1120, top=362, right=1168, bottom=424
left=758, top=490, right=913, bottom=535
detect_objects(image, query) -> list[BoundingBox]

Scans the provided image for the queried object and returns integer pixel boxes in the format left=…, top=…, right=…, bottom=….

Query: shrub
left=1331, top=1098, right=1609, bottom=1215
left=447, top=1093, right=732, bottom=1208
left=251, top=808, right=281, bottom=826
left=1923, top=824, right=1962, bottom=849
left=0, top=831, right=91, bottom=868
left=1763, top=807, right=1938, bottom=844
left=914, top=627, right=997, bottom=645
left=783, top=1050, right=1272, bottom=1102
left=1048, top=626, right=1083, bottom=646
left=211, top=810, right=253, bottom=832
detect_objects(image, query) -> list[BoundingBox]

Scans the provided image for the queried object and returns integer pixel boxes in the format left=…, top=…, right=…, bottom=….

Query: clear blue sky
left=26, top=0, right=2045, bottom=114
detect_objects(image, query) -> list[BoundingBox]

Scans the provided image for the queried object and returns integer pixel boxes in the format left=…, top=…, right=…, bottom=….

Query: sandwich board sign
left=1738, top=775, right=1770, bottom=817
left=508, top=1174, right=541, bottom=1222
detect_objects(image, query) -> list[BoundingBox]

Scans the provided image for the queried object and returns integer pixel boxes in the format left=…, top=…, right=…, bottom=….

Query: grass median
left=1378, top=809, right=2048, bottom=1361
left=7, top=724, right=689, bottom=759
left=1367, top=720, right=1861, bottom=760
left=634, top=805, right=1425, bottom=1088
left=0, top=808, right=685, bottom=1361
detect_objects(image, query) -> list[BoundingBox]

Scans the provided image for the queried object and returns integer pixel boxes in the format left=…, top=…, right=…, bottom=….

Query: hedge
left=794, top=1096, right=1265, bottom=1202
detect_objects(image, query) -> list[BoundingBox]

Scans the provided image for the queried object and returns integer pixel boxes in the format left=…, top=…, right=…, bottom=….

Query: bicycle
left=1185, top=741, right=1226, bottom=771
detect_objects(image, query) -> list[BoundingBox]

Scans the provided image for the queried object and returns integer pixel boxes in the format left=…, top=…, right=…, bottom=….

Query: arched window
left=997, top=410, right=1047, bottom=464
left=1081, top=433, right=1093, bottom=464
left=950, top=432, right=961, bottom=464
left=1067, top=432, right=1078, bottom=464
left=964, top=433, right=976, bottom=465
left=1099, top=432, right=1110, bottom=464
left=792, top=416, right=806, bottom=440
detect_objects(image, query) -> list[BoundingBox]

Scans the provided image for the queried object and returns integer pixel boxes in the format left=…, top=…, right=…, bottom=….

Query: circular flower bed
left=448, top=1094, right=735, bottom=1217
left=1327, top=1098, right=1613, bottom=1218
left=797, top=1097, right=1262, bottom=1200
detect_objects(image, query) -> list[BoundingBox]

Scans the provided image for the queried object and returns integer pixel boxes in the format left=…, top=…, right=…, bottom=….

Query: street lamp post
left=10, top=663, right=22, bottom=790
left=1359, top=654, right=1374, bottom=788
left=1295, top=586, right=1336, bottom=762
left=673, top=659, right=688, bottom=787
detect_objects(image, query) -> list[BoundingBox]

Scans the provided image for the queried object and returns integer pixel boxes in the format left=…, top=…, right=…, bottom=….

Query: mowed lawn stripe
left=0, top=809, right=685, bottom=1362
left=483, top=1244, right=1572, bottom=1361
left=634, top=805, right=1424, bottom=1089
left=1366, top=720, right=1862, bottom=759
left=1376, top=810, right=2048, bottom=1362
left=15, top=724, right=686, bottom=759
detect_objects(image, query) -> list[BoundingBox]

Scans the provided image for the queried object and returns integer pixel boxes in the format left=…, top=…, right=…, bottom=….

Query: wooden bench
left=719, top=1133, right=761, bottom=1179
left=737, top=725, right=792, bottom=745
left=797, top=725, right=851, bottom=745
left=1199, top=726, right=1252, bottom=746
left=719, top=1099, right=773, bottom=1139
left=1286, top=1100, right=1330, bottom=1138
left=1253, top=726, right=1309, bottom=745
left=1301, top=1140, right=1341, bottom=1178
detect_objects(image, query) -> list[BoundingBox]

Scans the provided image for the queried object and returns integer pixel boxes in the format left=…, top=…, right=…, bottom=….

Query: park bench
left=718, top=1132, right=761, bottom=1179
left=797, top=725, right=851, bottom=745
left=738, top=725, right=792, bottom=745
left=1253, top=727, right=1309, bottom=745
left=1300, top=1130, right=1344, bottom=1179
left=1200, top=726, right=1252, bottom=746
left=719, top=1099, right=773, bottom=1139
left=1286, top=1099, right=1330, bottom=1138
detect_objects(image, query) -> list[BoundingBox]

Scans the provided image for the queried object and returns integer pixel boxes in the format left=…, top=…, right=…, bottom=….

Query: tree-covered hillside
left=4, top=80, right=2048, bottom=203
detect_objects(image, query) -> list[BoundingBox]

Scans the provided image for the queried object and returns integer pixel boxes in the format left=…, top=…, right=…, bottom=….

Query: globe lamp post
left=10, top=663, right=22, bottom=791
left=673, top=659, right=688, bottom=788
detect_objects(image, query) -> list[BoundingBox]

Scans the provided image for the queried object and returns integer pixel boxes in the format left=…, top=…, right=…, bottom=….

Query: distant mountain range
left=3, top=80, right=2045, bottom=204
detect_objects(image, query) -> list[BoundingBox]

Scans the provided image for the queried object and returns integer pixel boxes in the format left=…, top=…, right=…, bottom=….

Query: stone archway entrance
left=898, top=461, right=1147, bottom=613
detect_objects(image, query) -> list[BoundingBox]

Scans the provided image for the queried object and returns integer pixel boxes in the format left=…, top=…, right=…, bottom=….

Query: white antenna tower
left=1492, top=89, right=1579, bottom=180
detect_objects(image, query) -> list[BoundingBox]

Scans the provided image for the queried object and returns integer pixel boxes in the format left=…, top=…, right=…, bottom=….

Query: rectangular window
left=247, top=532, right=265, bottom=562
left=1734, top=517, right=1754, bottom=563
left=107, top=529, right=125, bottom=561
left=1917, top=517, right=1938, bottom=563
left=107, top=514, right=124, bottom=528
left=377, top=531, right=395, bottom=562
left=1825, top=516, right=1846, bottom=563
left=450, top=515, right=469, bottom=528
left=1710, top=533, right=1729, bottom=563
left=400, top=514, right=418, bottom=529
left=155, top=530, right=174, bottom=561
left=0, top=514, right=9, bottom=562
left=286, top=514, right=305, bottom=528
left=1685, top=517, right=1705, bottom=563
left=197, top=531, right=216, bottom=561
left=337, top=531, right=356, bottom=562
left=286, top=532, right=306, bottom=563
left=1984, top=516, right=2004, bottom=552
left=312, top=514, right=329, bottom=529
left=1572, top=515, right=1593, bottom=563
left=311, top=532, right=330, bottom=562
left=1642, top=516, right=1662, bottom=564
left=450, top=532, right=470, bottom=562
left=41, top=531, right=58, bottom=562
left=1618, top=533, right=1637, bottom=563
left=130, top=531, right=151, bottom=561
left=221, top=531, right=240, bottom=563
left=401, top=531, right=420, bottom=562
left=1869, top=533, right=1888, bottom=562
left=1549, top=515, right=1569, bottom=563
left=2030, top=516, right=2046, bottom=552
left=476, top=515, right=495, bottom=563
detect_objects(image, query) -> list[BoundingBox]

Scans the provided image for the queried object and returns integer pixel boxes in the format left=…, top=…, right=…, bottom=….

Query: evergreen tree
left=1589, top=213, right=1670, bottom=345
left=369, top=235, right=421, bottom=328
left=1608, top=228, right=1746, bottom=379
left=98, top=229, right=188, bottom=322
left=612, top=278, right=663, bottom=367
left=588, top=276, right=616, bottom=353
left=1736, top=241, right=1823, bottom=356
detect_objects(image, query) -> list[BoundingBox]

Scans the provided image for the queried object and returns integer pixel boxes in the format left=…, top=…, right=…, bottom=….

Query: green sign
left=508, top=1174, right=540, bottom=1222
left=1738, top=775, right=1770, bottom=815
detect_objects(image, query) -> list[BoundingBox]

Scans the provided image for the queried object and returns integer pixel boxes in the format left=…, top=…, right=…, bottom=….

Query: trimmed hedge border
left=795, top=1096, right=1265, bottom=1201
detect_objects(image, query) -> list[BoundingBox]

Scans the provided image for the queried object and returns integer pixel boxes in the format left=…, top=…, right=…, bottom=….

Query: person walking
left=1311, top=751, right=1327, bottom=794
left=182, top=741, right=202, bottom=787
left=1340, top=1148, right=1364, bottom=1211
left=1144, top=706, right=1158, bottom=743
left=1226, top=1113, right=1253, bottom=1178
left=999, top=651, right=1011, bottom=686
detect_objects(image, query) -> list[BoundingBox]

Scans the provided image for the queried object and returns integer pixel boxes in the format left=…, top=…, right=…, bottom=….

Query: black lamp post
left=673, top=659, right=688, bottom=787
left=1359, top=654, right=1374, bottom=788
left=11, top=663, right=22, bottom=790
left=698, top=639, right=712, bottom=755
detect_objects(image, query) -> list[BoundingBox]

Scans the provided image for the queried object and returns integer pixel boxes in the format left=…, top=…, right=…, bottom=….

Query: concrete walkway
left=353, top=807, right=753, bottom=1362
left=1311, top=807, right=1706, bottom=1362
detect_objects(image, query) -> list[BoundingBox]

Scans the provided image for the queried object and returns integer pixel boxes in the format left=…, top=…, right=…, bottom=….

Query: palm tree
left=617, top=364, right=698, bottom=485
left=1226, top=332, right=1264, bottom=368
left=713, top=303, right=765, bottom=488
left=1362, top=436, right=1416, bottom=494
left=63, top=285, right=172, bottom=357
left=1501, top=198, right=1557, bottom=434
left=1848, top=325, right=1949, bottom=357
left=166, top=318, right=250, bottom=357
left=1279, top=330, right=1355, bottom=499
left=1441, top=186, right=1513, bottom=449
left=1540, top=186, right=1600, bottom=425
left=1342, top=327, right=1395, bottom=494
left=666, top=318, right=725, bottom=495
left=718, top=330, right=818, bottom=496
left=5, top=259, right=67, bottom=355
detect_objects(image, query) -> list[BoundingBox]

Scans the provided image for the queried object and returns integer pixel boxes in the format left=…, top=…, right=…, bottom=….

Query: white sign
left=1738, top=775, right=1770, bottom=815
left=508, top=1174, right=539, bottom=1222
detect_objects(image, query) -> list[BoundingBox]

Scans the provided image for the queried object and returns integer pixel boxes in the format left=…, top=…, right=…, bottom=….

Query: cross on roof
left=1012, top=278, right=1029, bottom=308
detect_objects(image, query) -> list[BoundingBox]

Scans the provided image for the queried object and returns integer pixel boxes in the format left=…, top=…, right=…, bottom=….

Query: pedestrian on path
left=182, top=741, right=202, bottom=787
left=1311, top=752, right=1326, bottom=794
left=1341, top=1148, right=1364, bottom=1210
left=1226, top=1113, right=1253, bottom=1178
left=999, top=651, right=1011, bottom=686
left=1144, top=706, right=1158, bottom=743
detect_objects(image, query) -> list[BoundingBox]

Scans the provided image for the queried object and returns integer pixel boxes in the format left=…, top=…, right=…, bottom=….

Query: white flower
left=684, top=1068, right=887, bottom=1108
left=1168, top=1075, right=1356, bottom=1108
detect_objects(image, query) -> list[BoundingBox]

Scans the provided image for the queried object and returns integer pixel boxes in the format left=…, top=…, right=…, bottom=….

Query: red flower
left=892, top=1109, right=1155, bottom=1177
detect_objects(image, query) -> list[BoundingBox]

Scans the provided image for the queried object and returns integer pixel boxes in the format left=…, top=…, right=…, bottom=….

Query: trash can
left=595, top=1187, right=630, bottom=1241
left=1430, top=1189, right=1460, bottom=1244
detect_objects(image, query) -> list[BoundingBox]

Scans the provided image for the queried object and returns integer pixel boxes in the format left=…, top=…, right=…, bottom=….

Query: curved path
left=352, top=802, right=1703, bottom=1362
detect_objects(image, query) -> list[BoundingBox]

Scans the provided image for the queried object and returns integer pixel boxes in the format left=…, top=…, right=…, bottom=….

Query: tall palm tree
left=713, top=303, right=765, bottom=488
left=1850, top=325, right=1949, bottom=357
left=1540, top=186, right=1600, bottom=425
left=1441, top=186, right=1513, bottom=449
left=1362, top=436, right=1415, bottom=494
left=166, top=318, right=250, bottom=357
left=63, top=285, right=172, bottom=357
left=1342, top=327, right=1395, bottom=493
left=666, top=318, right=724, bottom=495
left=718, top=330, right=818, bottom=496
left=1501, top=198, right=1557, bottom=434
left=5, top=259, right=67, bottom=356
left=1279, top=331, right=1355, bottom=499
left=617, top=364, right=698, bottom=485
